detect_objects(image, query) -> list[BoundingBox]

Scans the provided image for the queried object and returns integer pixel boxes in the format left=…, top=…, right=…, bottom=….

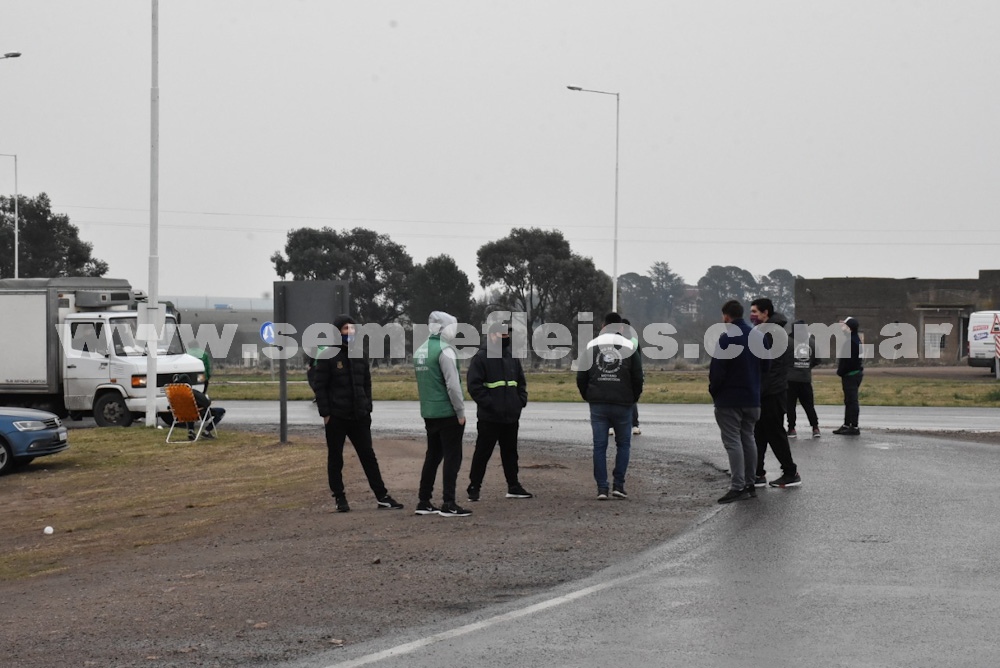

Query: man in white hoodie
left=413, top=311, right=472, bottom=517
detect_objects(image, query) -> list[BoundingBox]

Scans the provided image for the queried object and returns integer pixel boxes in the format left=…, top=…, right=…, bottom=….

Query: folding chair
left=164, top=383, right=216, bottom=443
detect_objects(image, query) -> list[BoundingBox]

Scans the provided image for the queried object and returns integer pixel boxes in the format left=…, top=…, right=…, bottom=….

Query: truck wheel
left=93, top=394, right=134, bottom=427
left=0, top=439, right=13, bottom=475
left=158, top=412, right=174, bottom=426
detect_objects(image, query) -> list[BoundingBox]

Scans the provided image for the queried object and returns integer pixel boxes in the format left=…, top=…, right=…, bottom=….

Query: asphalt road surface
left=244, top=401, right=997, bottom=668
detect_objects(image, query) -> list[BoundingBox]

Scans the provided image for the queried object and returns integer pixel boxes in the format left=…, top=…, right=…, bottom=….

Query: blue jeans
left=589, top=403, right=633, bottom=490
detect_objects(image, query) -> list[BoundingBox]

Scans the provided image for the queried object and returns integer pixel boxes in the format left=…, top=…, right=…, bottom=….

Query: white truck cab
left=0, top=277, right=205, bottom=426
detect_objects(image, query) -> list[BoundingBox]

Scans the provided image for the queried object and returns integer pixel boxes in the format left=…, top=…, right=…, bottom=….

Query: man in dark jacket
left=466, top=321, right=531, bottom=502
left=833, top=316, right=864, bottom=435
left=750, top=298, right=801, bottom=488
left=709, top=300, right=762, bottom=503
left=576, top=312, right=643, bottom=500
left=786, top=319, right=821, bottom=439
left=314, top=314, right=403, bottom=513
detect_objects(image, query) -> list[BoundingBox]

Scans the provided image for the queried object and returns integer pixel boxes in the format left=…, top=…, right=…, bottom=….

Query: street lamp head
left=2, top=52, right=22, bottom=59
left=566, top=86, right=582, bottom=91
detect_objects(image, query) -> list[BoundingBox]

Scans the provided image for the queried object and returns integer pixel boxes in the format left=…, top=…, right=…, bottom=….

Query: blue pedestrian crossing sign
left=260, top=321, right=276, bottom=344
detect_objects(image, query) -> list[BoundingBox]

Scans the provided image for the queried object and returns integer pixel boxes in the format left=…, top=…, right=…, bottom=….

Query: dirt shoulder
left=0, top=429, right=726, bottom=668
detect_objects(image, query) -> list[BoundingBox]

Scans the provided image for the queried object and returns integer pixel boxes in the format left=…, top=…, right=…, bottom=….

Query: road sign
left=260, top=321, right=276, bottom=345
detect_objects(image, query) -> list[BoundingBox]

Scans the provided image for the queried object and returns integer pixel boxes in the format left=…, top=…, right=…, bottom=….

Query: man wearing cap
left=834, top=317, right=864, bottom=435
left=576, top=312, right=644, bottom=500
left=313, top=314, right=404, bottom=513
left=466, top=320, right=531, bottom=502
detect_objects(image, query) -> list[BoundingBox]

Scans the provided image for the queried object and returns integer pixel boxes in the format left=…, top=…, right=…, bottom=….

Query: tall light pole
left=567, top=85, right=620, bottom=312
left=0, top=153, right=18, bottom=278
left=145, top=0, right=161, bottom=427
left=1, top=53, right=20, bottom=278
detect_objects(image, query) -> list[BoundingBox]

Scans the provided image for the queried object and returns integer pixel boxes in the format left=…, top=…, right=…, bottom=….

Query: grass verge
left=209, top=369, right=1000, bottom=408
left=1, top=428, right=322, bottom=581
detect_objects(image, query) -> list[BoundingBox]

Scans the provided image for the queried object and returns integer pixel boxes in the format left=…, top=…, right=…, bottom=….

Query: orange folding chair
left=164, top=383, right=216, bottom=443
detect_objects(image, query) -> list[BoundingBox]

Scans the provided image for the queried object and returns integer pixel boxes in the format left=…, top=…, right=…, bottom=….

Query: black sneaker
left=335, top=496, right=351, bottom=513
left=414, top=501, right=439, bottom=515
left=612, top=485, right=628, bottom=499
left=840, top=426, right=861, bottom=435
left=769, top=472, right=802, bottom=488
left=202, top=430, right=217, bottom=440
left=376, top=495, right=404, bottom=510
left=812, top=426, right=821, bottom=438
left=753, top=475, right=768, bottom=488
left=506, top=485, right=533, bottom=499
left=743, top=484, right=757, bottom=498
left=437, top=502, right=472, bottom=517
left=188, top=429, right=196, bottom=441
left=467, top=485, right=481, bottom=502
left=787, top=428, right=797, bottom=439
left=597, top=487, right=609, bottom=500
left=832, top=425, right=850, bottom=434
left=717, top=488, right=746, bottom=504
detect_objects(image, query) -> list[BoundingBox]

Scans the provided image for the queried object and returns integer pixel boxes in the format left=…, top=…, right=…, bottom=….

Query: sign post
left=993, top=313, right=1000, bottom=381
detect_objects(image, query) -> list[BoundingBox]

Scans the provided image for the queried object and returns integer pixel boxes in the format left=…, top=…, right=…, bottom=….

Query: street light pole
left=145, top=0, right=161, bottom=427
left=1, top=54, right=20, bottom=279
left=567, top=85, right=620, bottom=313
left=0, top=153, right=18, bottom=278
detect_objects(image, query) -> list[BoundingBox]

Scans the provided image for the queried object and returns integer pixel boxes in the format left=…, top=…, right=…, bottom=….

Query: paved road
left=258, top=402, right=997, bottom=668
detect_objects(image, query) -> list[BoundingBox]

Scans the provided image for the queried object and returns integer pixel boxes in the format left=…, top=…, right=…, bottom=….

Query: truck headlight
left=131, top=375, right=147, bottom=388
left=13, top=420, right=47, bottom=432
left=196, top=372, right=206, bottom=384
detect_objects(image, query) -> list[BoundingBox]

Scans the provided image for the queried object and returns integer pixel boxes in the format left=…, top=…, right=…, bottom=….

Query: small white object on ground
left=44, top=526, right=54, bottom=535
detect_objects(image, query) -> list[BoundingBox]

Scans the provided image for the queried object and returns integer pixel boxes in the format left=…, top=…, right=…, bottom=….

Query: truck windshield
left=111, top=317, right=185, bottom=356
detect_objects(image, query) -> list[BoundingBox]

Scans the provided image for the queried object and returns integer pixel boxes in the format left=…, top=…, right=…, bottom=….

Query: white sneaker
left=632, top=426, right=641, bottom=435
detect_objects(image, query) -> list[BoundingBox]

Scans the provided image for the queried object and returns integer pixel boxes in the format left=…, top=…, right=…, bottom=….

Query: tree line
left=270, top=226, right=797, bottom=338
left=0, top=195, right=797, bottom=343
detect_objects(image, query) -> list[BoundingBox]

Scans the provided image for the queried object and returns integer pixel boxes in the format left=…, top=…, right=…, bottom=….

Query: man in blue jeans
left=577, top=313, right=644, bottom=500
left=708, top=300, right=765, bottom=504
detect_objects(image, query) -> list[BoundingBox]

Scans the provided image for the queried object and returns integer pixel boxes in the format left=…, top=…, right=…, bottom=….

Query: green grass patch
left=207, top=368, right=1000, bottom=408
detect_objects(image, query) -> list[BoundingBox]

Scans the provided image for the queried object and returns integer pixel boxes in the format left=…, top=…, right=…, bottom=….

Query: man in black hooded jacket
left=750, top=298, right=801, bottom=488
left=466, top=322, right=531, bottom=501
left=314, top=314, right=403, bottom=513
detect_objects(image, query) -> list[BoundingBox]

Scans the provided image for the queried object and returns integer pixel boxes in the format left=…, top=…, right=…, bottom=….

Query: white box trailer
left=0, top=277, right=205, bottom=426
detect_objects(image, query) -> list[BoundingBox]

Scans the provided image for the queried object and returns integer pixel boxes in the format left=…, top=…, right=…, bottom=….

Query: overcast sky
left=2, top=1, right=998, bottom=301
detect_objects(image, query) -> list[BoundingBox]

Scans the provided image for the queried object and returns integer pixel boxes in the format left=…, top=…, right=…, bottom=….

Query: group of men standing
left=709, top=298, right=865, bottom=504
left=311, top=303, right=863, bottom=514
left=313, top=311, right=532, bottom=518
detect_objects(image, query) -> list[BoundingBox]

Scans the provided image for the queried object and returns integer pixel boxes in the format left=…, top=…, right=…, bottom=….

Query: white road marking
left=321, top=577, right=629, bottom=667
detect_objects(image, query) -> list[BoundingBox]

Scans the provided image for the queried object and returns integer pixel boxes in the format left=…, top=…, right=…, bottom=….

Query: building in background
left=794, top=269, right=1000, bottom=364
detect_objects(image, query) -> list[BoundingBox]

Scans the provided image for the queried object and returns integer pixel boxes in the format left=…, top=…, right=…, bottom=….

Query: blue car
left=0, top=407, right=69, bottom=475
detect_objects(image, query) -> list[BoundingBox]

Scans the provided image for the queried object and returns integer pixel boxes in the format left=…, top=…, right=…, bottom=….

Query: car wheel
left=0, top=439, right=13, bottom=475
left=93, top=394, right=134, bottom=427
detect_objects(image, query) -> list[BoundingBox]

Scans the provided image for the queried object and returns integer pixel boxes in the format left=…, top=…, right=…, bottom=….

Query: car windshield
left=111, top=317, right=185, bottom=356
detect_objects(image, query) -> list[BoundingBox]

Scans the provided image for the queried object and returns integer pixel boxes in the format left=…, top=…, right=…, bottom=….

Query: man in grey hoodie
left=413, top=311, right=472, bottom=517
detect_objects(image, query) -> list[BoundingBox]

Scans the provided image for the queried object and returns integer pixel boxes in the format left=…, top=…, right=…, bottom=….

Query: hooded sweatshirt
left=759, top=311, right=793, bottom=397
left=787, top=319, right=819, bottom=384
left=414, top=311, right=465, bottom=419
left=837, top=317, right=864, bottom=377
left=576, top=330, right=643, bottom=406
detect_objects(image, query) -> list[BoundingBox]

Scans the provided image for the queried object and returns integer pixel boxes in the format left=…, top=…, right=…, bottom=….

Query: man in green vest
left=413, top=311, right=471, bottom=517
left=187, top=341, right=212, bottom=392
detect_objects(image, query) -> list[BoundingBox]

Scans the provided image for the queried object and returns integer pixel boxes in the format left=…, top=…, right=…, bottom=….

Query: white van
left=967, top=310, right=1000, bottom=371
